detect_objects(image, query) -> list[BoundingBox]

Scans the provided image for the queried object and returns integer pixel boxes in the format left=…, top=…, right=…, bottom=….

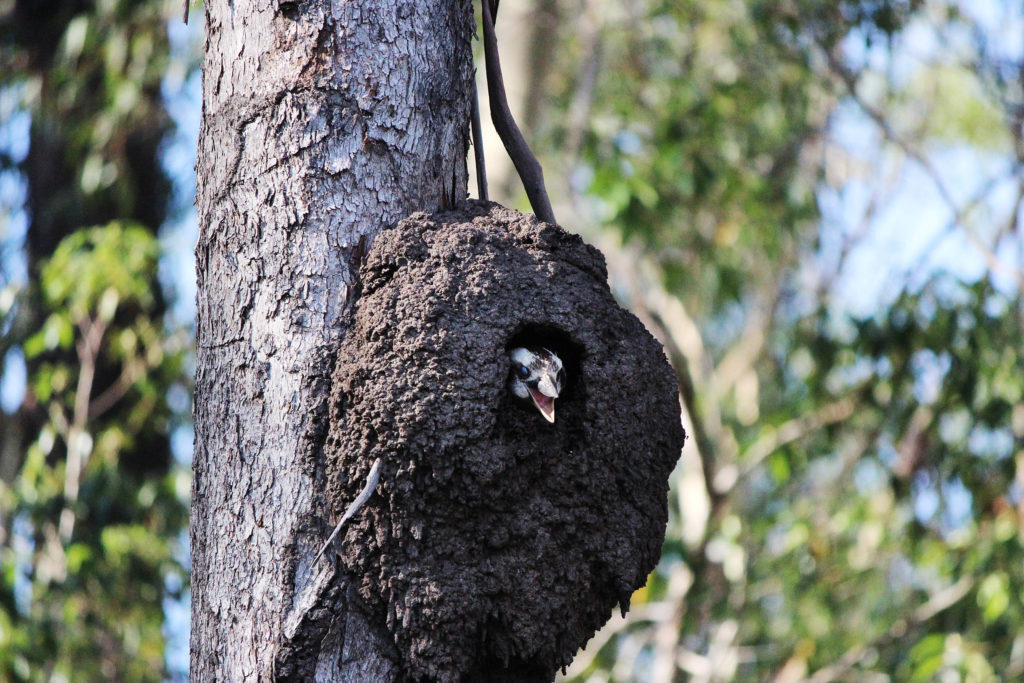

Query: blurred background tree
left=479, top=0, right=1023, bottom=680
left=0, top=0, right=193, bottom=680
left=2, top=0, right=1022, bottom=680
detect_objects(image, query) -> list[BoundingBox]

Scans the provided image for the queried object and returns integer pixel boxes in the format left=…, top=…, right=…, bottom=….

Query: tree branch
left=823, top=46, right=1024, bottom=287
left=732, top=397, right=855, bottom=489
left=60, top=314, right=106, bottom=543
left=806, top=575, right=974, bottom=683
left=470, top=77, right=489, bottom=201
left=480, top=0, right=556, bottom=224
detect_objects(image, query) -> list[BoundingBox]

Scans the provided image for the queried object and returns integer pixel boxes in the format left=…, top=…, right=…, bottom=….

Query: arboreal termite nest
left=324, top=201, right=685, bottom=681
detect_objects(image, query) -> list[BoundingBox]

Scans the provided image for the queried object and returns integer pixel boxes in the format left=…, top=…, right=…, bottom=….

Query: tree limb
left=822, top=45, right=1024, bottom=288
left=480, top=0, right=556, bottom=224
left=470, top=77, right=488, bottom=201
left=806, top=575, right=975, bottom=683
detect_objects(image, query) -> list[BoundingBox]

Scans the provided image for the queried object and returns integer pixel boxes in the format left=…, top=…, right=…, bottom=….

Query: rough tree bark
left=191, top=1, right=474, bottom=679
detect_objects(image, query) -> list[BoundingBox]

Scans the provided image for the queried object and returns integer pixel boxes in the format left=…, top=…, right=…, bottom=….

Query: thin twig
left=313, top=458, right=383, bottom=564
left=88, top=357, right=142, bottom=421
left=470, top=76, right=489, bottom=201
left=480, top=0, right=557, bottom=224
left=59, top=315, right=106, bottom=543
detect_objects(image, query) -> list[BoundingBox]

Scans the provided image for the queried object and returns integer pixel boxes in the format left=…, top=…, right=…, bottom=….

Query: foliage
left=527, top=0, right=1024, bottom=680
left=0, top=0, right=192, bottom=679
left=0, top=0, right=174, bottom=241
left=579, top=0, right=824, bottom=314
left=0, top=223, right=189, bottom=682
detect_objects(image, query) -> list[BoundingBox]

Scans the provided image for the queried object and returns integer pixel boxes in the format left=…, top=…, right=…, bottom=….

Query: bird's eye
left=518, top=364, right=530, bottom=378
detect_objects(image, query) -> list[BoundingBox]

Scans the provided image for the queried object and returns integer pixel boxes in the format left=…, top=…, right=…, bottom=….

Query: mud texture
left=324, top=201, right=685, bottom=681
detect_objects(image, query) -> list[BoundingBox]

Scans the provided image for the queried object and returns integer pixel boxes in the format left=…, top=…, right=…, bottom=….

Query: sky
left=817, top=1, right=1023, bottom=318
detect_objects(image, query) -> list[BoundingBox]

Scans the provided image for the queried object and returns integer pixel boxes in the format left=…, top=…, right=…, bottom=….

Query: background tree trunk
left=191, top=1, right=474, bottom=679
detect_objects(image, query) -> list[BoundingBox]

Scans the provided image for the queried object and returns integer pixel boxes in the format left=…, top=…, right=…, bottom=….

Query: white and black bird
left=508, top=346, right=565, bottom=423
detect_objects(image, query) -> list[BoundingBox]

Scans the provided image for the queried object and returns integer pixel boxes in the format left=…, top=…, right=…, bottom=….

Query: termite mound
left=324, top=201, right=685, bottom=681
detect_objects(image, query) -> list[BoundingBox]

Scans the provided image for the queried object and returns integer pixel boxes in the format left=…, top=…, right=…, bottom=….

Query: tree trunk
left=191, top=0, right=474, bottom=679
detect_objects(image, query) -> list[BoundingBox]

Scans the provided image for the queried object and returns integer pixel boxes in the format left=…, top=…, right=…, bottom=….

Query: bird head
left=508, top=346, right=565, bottom=423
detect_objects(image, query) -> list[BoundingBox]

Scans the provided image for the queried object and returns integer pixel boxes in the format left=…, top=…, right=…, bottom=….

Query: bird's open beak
left=528, top=386, right=557, bottom=423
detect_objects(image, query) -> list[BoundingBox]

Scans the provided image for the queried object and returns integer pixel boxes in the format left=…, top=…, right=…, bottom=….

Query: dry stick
left=480, top=0, right=557, bottom=225
left=313, top=458, right=383, bottom=564
left=471, top=77, right=489, bottom=201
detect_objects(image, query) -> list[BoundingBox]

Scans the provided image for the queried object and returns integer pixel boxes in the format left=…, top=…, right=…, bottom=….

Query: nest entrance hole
left=505, top=324, right=584, bottom=400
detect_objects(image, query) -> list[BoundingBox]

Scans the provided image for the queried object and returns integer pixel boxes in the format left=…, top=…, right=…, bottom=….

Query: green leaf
left=908, top=634, right=946, bottom=682
left=977, top=572, right=1009, bottom=624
